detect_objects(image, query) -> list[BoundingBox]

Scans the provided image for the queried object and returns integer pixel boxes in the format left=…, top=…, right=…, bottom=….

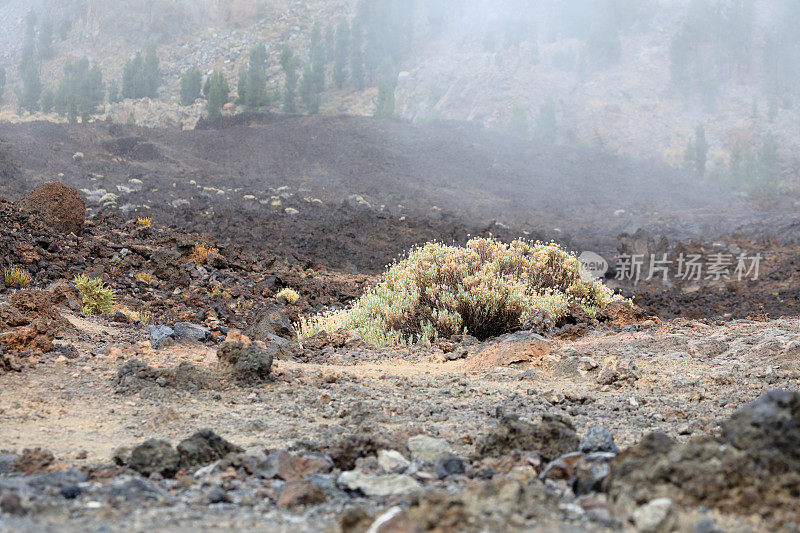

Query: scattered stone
left=720, top=389, right=800, bottom=471
left=0, top=319, right=56, bottom=355
left=377, top=450, right=410, bottom=474
left=277, top=480, right=327, bottom=508
left=366, top=506, right=416, bottom=533
left=149, top=325, right=175, bottom=349
left=246, top=304, right=296, bottom=341
left=172, top=322, right=209, bottom=342
left=338, top=471, right=421, bottom=497
left=260, top=451, right=334, bottom=481
left=464, top=331, right=551, bottom=371
left=632, top=498, right=676, bottom=533
left=11, top=448, right=54, bottom=474
left=407, top=435, right=448, bottom=463
left=597, top=357, right=641, bottom=386
left=434, top=452, right=466, bottom=479
left=206, top=486, right=231, bottom=505
left=0, top=493, right=26, bottom=516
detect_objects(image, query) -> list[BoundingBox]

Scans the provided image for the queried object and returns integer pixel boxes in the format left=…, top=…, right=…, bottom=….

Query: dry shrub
left=277, top=287, right=301, bottom=304
left=298, top=238, right=624, bottom=346
left=3, top=267, right=32, bottom=288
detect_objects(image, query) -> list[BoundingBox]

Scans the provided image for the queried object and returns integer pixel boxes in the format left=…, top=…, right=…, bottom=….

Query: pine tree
left=19, top=65, right=42, bottom=112
left=143, top=43, right=160, bottom=98
left=693, top=124, right=709, bottom=175
left=122, top=53, right=146, bottom=99
left=350, top=23, right=365, bottom=90
left=38, top=16, right=54, bottom=60
left=242, top=43, right=269, bottom=110
left=310, top=23, right=326, bottom=93
left=40, top=89, right=54, bottom=112
left=108, top=82, right=120, bottom=104
left=299, top=65, right=320, bottom=113
left=334, top=20, right=350, bottom=89
left=325, top=25, right=335, bottom=63
left=280, top=46, right=298, bottom=113
left=755, top=133, right=779, bottom=192
left=506, top=104, right=530, bottom=138
left=204, top=71, right=229, bottom=118
left=374, top=65, right=396, bottom=117
left=180, top=67, right=203, bottom=106
left=54, top=58, right=104, bottom=120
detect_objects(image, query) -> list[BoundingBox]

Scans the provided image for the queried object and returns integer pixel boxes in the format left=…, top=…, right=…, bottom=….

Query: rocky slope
left=1, top=189, right=800, bottom=531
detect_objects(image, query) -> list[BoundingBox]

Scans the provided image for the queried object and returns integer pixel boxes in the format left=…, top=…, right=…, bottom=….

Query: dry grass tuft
left=190, top=242, right=219, bottom=265
left=3, top=267, right=32, bottom=288
left=136, top=272, right=156, bottom=285
left=298, top=238, right=625, bottom=346
left=120, top=307, right=152, bottom=324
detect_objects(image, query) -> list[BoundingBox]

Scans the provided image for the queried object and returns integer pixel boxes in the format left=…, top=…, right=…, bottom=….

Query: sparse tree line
left=2, top=10, right=163, bottom=123
left=669, top=0, right=800, bottom=108
left=684, top=124, right=780, bottom=194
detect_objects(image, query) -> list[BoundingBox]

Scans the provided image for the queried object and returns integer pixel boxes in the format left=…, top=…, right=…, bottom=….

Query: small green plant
left=73, top=274, right=116, bottom=314
left=3, top=267, right=32, bottom=288
left=298, top=238, right=624, bottom=346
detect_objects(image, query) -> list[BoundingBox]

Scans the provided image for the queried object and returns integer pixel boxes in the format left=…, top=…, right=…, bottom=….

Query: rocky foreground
left=1, top=185, right=800, bottom=532
left=2, top=305, right=800, bottom=532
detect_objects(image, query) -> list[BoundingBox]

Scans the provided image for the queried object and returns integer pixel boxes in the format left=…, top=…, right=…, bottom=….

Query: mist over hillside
left=0, top=0, right=796, bottom=193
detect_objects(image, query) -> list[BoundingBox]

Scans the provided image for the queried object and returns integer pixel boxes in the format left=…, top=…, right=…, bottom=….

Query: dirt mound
left=16, top=182, right=85, bottom=235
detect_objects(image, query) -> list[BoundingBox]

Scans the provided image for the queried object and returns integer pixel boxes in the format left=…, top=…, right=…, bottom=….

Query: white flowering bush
left=298, top=238, right=623, bottom=346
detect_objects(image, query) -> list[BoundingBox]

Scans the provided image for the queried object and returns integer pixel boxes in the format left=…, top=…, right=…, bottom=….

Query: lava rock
left=217, top=332, right=275, bottom=383
left=338, top=470, right=421, bottom=497
left=128, top=439, right=181, bottom=478
left=721, top=389, right=800, bottom=472
left=245, top=303, right=295, bottom=341
left=377, top=450, right=411, bottom=474
left=173, top=322, right=210, bottom=342
left=0, top=493, right=26, bottom=516
left=177, top=429, right=243, bottom=470
left=580, top=426, right=619, bottom=454
left=277, top=479, right=327, bottom=508
left=434, top=452, right=466, bottom=479
left=633, top=498, right=676, bottom=533
left=206, top=486, right=231, bottom=505
left=149, top=325, right=175, bottom=349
